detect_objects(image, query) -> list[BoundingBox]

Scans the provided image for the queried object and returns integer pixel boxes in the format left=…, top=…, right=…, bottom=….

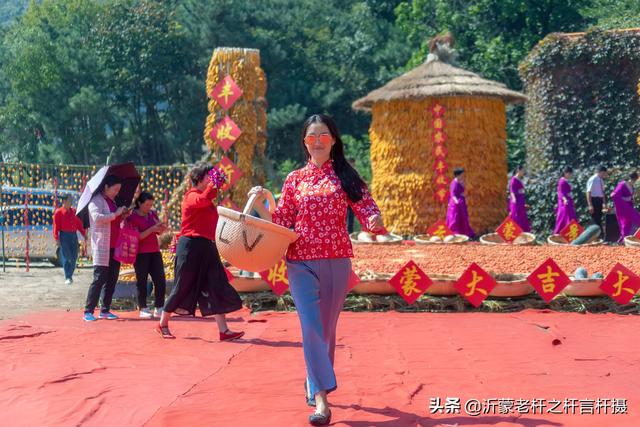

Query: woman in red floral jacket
left=250, top=114, right=386, bottom=426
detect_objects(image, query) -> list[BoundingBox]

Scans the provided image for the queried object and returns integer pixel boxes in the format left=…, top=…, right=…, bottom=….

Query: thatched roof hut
left=353, top=35, right=526, bottom=236
left=353, top=58, right=526, bottom=110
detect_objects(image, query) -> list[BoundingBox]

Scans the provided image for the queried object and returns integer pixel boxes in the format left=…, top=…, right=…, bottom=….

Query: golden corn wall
left=204, top=47, right=267, bottom=206
left=369, top=97, right=507, bottom=235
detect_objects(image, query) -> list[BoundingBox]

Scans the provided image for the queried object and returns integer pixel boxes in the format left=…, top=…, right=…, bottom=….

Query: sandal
left=154, top=324, right=176, bottom=339
left=309, top=409, right=331, bottom=426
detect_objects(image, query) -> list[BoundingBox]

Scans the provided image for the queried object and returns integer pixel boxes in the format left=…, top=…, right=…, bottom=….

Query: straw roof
left=352, top=56, right=527, bottom=112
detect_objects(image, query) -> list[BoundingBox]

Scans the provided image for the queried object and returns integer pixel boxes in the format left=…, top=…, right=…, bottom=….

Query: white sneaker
left=139, top=308, right=153, bottom=319
left=64, top=279, right=72, bottom=285
left=153, top=307, right=163, bottom=318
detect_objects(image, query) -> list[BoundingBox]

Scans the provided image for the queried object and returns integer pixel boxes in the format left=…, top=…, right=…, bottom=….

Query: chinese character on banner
left=211, top=116, right=242, bottom=152
left=389, top=261, right=432, bottom=304
left=347, top=269, right=361, bottom=292
left=220, top=196, right=240, bottom=211
left=454, top=263, right=497, bottom=307
left=432, top=117, right=446, bottom=130
left=427, top=220, right=453, bottom=240
left=434, top=159, right=448, bottom=174
left=560, top=220, right=584, bottom=243
left=433, top=173, right=449, bottom=187
left=434, top=186, right=449, bottom=204
left=432, top=144, right=448, bottom=159
left=431, top=103, right=445, bottom=117
left=216, top=156, right=243, bottom=192
left=259, top=259, right=289, bottom=296
left=496, top=216, right=523, bottom=243
left=600, top=263, right=640, bottom=305
left=432, top=130, right=447, bottom=144
left=210, top=75, right=243, bottom=111
left=527, top=258, right=571, bottom=302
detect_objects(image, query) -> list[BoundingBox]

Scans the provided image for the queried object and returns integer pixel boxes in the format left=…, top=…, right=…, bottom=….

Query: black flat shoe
left=309, top=409, right=331, bottom=426
left=304, top=381, right=316, bottom=407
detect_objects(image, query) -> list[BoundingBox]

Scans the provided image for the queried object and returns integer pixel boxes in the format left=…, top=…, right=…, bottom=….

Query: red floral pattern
left=273, top=160, right=382, bottom=260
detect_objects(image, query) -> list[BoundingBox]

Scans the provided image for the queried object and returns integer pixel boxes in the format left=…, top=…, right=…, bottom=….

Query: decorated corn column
left=369, top=97, right=508, bottom=235
left=353, top=35, right=525, bottom=236
left=204, top=47, right=267, bottom=208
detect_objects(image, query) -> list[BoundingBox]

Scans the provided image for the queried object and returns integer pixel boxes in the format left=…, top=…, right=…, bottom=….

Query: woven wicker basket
left=413, top=234, right=469, bottom=244
left=215, top=191, right=298, bottom=272
left=479, top=232, right=536, bottom=246
left=623, top=236, right=640, bottom=247
left=547, top=234, right=603, bottom=246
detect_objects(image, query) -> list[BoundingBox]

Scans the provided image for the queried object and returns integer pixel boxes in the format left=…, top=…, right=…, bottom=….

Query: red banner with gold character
left=259, top=259, right=289, bottom=296
left=454, top=263, right=497, bottom=307
left=210, top=75, right=243, bottom=111
left=211, top=116, right=242, bottom=152
left=389, top=261, right=432, bottom=304
left=216, top=156, right=243, bottom=192
left=527, top=258, right=571, bottom=302
left=496, top=216, right=524, bottom=243
left=600, top=263, right=640, bottom=305
left=560, top=220, right=584, bottom=243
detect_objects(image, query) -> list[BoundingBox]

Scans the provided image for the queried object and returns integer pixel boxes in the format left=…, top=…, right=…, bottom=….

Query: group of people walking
left=444, top=164, right=640, bottom=241
left=52, top=111, right=639, bottom=425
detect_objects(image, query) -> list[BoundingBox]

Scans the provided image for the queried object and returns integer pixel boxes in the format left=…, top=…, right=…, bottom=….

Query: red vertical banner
left=431, top=102, right=448, bottom=204
left=24, top=193, right=30, bottom=272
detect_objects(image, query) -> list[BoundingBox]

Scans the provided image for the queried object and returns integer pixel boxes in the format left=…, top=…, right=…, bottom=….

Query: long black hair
left=135, top=191, right=154, bottom=209
left=300, top=114, right=366, bottom=202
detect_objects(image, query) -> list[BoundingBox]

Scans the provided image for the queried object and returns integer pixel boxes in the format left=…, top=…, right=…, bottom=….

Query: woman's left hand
left=368, top=214, right=386, bottom=234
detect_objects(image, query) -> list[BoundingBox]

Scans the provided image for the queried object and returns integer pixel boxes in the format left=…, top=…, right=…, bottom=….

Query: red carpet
left=1, top=309, right=638, bottom=426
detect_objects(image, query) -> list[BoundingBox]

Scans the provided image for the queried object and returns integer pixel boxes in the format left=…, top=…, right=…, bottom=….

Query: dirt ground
left=0, top=263, right=94, bottom=320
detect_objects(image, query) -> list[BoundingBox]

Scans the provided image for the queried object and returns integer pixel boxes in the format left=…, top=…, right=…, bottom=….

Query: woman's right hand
left=248, top=186, right=267, bottom=201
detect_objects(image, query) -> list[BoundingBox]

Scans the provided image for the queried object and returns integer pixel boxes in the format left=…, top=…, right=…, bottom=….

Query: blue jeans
left=287, top=258, right=351, bottom=399
left=59, top=231, right=79, bottom=280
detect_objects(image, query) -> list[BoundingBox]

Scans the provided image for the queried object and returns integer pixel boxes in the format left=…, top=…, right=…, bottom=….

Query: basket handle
left=243, top=189, right=276, bottom=216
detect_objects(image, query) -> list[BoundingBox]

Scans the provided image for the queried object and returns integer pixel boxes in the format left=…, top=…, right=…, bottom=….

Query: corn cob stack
left=204, top=47, right=267, bottom=206
left=370, top=97, right=508, bottom=235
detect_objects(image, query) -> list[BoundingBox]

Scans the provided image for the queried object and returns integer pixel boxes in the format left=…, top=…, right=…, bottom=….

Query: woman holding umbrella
left=83, top=175, right=129, bottom=321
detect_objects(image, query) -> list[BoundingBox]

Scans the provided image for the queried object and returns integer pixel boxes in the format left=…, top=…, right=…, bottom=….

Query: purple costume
left=446, top=178, right=474, bottom=238
left=509, top=176, right=531, bottom=232
left=553, top=177, right=577, bottom=234
left=611, top=180, right=640, bottom=241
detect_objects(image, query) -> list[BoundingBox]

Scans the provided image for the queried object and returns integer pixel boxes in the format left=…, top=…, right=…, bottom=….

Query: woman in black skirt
left=156, top=163, right=244, bottom=341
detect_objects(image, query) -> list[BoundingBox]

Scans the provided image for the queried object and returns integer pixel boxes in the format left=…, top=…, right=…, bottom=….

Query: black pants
left=85, top=249, right=121, bottom=314
left=164, top=236, right=242, bottom=316
left=134, top=251, right=166, bottom=309
left=590, top=197, right=604, bottom=231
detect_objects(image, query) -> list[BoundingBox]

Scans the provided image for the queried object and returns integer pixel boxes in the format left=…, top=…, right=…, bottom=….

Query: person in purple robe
left=509, top=164, right=531, bottom=232
left=554, top=166, right=577, bottom=234
left=446, top=167, right=474, bottom=238
left=611, top=171, right=640, bottom=241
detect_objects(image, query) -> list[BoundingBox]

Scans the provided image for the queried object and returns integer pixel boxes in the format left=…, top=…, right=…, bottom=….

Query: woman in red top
left=250, top=114, right=386, bottom=426
left=156, top=163, right=244, bottom=341
left=127, top=192, right=168, bottom=319
left=53, top=194, right=86, bottom=284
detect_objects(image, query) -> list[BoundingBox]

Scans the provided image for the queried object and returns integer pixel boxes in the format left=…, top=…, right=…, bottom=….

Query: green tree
left=178, top=0, right=410, bottom=175
left=92, top=0, right=203, bottom=164
left=395, top=0, right=594, bottom=170
left=0, top=0, right=110, bottom=163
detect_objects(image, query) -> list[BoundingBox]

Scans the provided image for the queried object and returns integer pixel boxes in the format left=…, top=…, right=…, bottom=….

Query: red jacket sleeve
left=185, top=184, right=218, bottom=209
left=53, top=209, right=61, bottom=241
